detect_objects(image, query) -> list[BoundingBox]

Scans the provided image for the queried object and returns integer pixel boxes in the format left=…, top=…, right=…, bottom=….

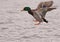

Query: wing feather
left=37, top=1, right=53, bottom=9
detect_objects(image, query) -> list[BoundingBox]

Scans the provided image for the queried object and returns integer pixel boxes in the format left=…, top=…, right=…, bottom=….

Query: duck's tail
left=42, top=18, right=48, bottom=23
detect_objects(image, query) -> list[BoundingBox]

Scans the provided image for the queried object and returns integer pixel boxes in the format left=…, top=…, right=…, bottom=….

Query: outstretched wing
left=47, top=7, right=56, bottom=11
left=37, top=1, right=53, bottom=9
left=36, top=1, right=55, bottom=17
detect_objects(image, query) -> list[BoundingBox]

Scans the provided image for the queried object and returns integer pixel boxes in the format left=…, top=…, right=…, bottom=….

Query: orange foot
left=34, top=22, right=40, bottom=25
left=33, top=20, right=39, bottom=22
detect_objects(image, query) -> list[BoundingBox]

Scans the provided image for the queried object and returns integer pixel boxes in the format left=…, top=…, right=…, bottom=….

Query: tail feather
left=42, top=18, right=48, bottom=23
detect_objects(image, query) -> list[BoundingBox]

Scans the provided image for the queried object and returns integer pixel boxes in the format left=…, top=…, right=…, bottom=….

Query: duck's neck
left=28, top=10, right=33, bottom=16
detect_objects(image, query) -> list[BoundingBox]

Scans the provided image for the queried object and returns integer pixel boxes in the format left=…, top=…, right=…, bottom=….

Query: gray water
left=0, top=0, right=60, bottom=42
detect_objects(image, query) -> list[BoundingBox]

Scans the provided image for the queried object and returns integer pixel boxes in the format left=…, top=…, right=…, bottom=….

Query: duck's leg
left=33, top=19, right=40, bottom=25
left=34, top=22, right=40, bottom=25
left=33, top=19, right=39, bottom=22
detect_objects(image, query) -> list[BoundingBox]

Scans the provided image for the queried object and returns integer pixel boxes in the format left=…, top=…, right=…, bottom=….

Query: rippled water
left=0, top=0, right=60, bottom=42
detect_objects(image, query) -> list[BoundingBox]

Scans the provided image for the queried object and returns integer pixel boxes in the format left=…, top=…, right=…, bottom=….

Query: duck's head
left=21, top=7, right=31, bottom=11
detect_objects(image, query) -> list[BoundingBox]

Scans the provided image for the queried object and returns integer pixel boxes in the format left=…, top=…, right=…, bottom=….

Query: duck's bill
left=21, top=10, right=24, bottom=11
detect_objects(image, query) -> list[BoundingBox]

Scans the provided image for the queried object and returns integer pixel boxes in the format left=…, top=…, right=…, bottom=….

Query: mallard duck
left=21, top=1, right=56, bottom=25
